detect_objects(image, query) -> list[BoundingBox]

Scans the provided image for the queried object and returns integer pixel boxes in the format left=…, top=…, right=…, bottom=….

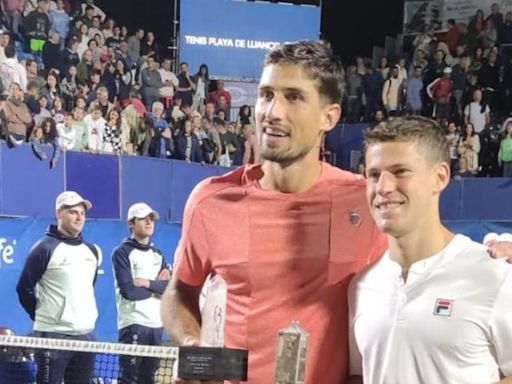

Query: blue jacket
left=175, top=133, right=203, bottom=163
left=406, top=77, right=423, bottom=110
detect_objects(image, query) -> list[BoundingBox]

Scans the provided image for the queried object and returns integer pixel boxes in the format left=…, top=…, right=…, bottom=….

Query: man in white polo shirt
left=348, top=116, right=512, bottom=384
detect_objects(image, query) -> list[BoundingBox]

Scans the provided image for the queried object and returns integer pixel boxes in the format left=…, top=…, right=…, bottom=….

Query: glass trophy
left=199, top=274, right=227, bottom=347
left=274, top=321, right=308, bottom=384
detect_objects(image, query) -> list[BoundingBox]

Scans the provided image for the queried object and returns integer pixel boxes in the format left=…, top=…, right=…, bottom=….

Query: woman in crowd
left=31, top=117, right=60, bottom=169
left=192, top=64, right=209, bottom=114
left=102, top=18, right=116, bottom=39
left=174, top=119, right=202, bottom=163
left=236, top=105, right=254, bottom=127
left=458, top=122, right=481, bottom=174
left=102, top=109, right=123, bottom=154
left=140, top=31, right=159, bottom=62
left=498, top=120, right=512, bottom=177
left=61, top=65, right=79, bottom=111
left=377, top=56, right=390, bottom=80
left=40, top=72, right=62, bottom=110
left=114, top=59, right=132, bottom=106
left=77, top=23, right=90, bottom=58
left=51, top=96, right=66, bottom=125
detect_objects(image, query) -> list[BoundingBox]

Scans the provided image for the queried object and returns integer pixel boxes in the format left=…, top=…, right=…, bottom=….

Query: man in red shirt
left=161, top=41, right=387, bottom=384
left=427, top=66, right=453, bottom=123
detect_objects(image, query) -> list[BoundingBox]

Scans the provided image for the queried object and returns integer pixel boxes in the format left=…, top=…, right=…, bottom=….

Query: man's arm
left=16, top=241, right=52, bottom=320
left=112, top=247, right=153, bottom=300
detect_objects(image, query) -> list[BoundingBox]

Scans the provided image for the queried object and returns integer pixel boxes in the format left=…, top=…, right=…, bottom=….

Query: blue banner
left=179, top=0, right=320, bottom=79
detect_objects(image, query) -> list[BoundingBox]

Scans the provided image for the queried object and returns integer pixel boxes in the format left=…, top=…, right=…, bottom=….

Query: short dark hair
left=263, top=40, right=343, bottom=105
left=213, top=117, right=225, bottom=127
left=364, top=116, right=450, bottom=164
left=85, top=5, right=94, bottom=11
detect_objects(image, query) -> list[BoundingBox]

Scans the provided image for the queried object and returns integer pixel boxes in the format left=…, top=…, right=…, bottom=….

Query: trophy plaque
left=274, top=321, right=308, bottom=384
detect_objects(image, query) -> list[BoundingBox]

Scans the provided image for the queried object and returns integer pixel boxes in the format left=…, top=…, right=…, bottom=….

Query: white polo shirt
left=348, top=234, right=512, bottom=384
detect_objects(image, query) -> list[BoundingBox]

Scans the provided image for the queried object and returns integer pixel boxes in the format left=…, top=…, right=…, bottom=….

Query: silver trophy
left=199, top=274, right=227, bottom=347
left=274, top=321, right=308, bottom=384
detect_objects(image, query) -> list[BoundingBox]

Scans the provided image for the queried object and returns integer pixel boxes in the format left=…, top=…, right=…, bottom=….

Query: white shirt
left=464, top=102, right=490, bottom=133
left=349, top=235, right=512, bottom=384
left=84, top=114, right=106, bottom=152
left=158, top=68, right=179, bottom=97
left=57, top=123, right=77, bottom=150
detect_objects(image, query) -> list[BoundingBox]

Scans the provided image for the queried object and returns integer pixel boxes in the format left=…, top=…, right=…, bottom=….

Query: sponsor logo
left=434, top=298, right=453, bottom=317
left=0, top=238, right=16, bottom=269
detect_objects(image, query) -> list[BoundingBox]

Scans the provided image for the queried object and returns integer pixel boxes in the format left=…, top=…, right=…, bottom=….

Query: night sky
left=96, top=0, right=404, bottom=65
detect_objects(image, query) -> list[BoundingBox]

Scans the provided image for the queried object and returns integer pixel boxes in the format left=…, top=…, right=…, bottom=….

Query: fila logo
left=434, top=299, right=453, bottom=317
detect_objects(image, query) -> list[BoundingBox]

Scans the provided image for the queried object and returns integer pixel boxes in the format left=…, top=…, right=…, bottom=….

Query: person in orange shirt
left=161, top=40, right=387, bottom=384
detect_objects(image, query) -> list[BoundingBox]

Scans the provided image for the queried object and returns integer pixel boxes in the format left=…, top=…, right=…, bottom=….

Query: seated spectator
left=87, top=38, right=103, bottom=64
left=445, top=19, right=460, bottom=53
left=181, top=103, right=201, bottom=121
left=51, top=96, right=65, bottom=124
left=102, top=109, right=123, bottom=154
left=498, top=120, right=512, bottom=177
left=114, top=59, right=132, bottom=106
left=174, top=119, right=202, bottom=163
left=209, top=79, right=231, bottom=116
left=148, top=101, right=171, bottom=158
left=115, top=40, right=133, bottom=70
left=84, top=104, right=106, bottom=153
left=457, top=122, right=481, bottom=174
left=469, top=47, right=484, bottom=72
left=71, top=107, right=88, bottom=151
left=453, top=156, right=474, bottom=179
left=40, top=71, right=62, bottom=109
left=86, top=69, right=104, bottom=104
left=217, top=109, right=227, bottom=122
left=61, top=65, right=78, bottom=110
left=30, top=117, right=60, bottom=168
left=88, top=86, right=114, bottom=118
left=42, top=30, right=62, bottom=73
left=80, top=5, right=96, bottom=28
left=214, top=95, right=230, bottom=120
left=25, top=60, right=45, bottom=93
left=50, top=0, right=69, bottom=48
left=74, top=94, right=88, bottom=111
left=105, top=25, right=122, bottom=49
left=130, top=113, right=151, bottom=156
left=192, top=64, right=209, bottom=114
left=3, top=83, right=32, bottom=147
left=0, top=44, right=27, bottom=92
left=23, top=0, right=51, bottom=55
left=57, top=113, right=77, bottom=151
left=34, top=95, right=52, bottom=128
left=214, top=117, right=238, bottom=167
left=200, top=116, right=220, bottom=163
left=140, top=55, right=162, bottom=111
left=170, top=96, right=185, bottom=122
left=204, top=101, right=216, bottom=121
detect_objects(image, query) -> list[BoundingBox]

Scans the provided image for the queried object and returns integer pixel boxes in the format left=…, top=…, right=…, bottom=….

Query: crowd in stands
left=342, top=3, right=512, bottom=178
left=0, top=0, right=260, bottom=169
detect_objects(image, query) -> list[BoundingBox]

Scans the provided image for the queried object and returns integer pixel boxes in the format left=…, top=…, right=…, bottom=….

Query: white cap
left=127, top=203, right=160, bottom=221
left=55, top=191, right=92, bottom=210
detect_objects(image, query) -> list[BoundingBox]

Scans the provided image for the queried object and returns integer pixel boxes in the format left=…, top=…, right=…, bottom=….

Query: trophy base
left=178, top=346, right=248, bottom=381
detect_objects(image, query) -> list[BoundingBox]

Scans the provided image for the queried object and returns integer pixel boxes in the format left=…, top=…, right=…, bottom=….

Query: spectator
left=497, top=12, right=512, bottom=46
left=0, top=44, right=27, bottom=92
left=76, top=24, right=90, bottom=57
left=87, top=38, right=103, bottom=63
left=102, top=18, right=115, bottom=39
left=80, top=5, right=96, bottom=28
left=84, top=104, right=106, bottom=153
left=3, top=83, right=32, bottom=147
left=16, top=191, right=98, bottom=384
left=204, top=101, right=215, bottom=121
left=0, top=27, right=10, bottom=65
left=57, top=113, right=77, bottom=151
left=451, top=55, right=470, bottom=121
left=25, top=59, right=45, bottom=92
left=215, top=116, right=238, bottom=166
left=112, top=203, right=169, bottom=384
left=453, top=156, right=474, bottom=179
left=413, top=25, right=435, bottom=56
left=81, top=0, right=106, bottom=22
left=30, top=117, right=60, bottom=168
left=457, top=122, right=481, bottom=174
left=214, top=94, right=230, bottom=120
left=424, top=49, right=447, bottom=86
left=71, top=107, right=88, bottom=151
left=1, top=0, right=23, bottom=40
left=462, top=72, right=479, bottom=108
left=129, top=112, right=151, bottom=156
left=140, top=55, right=162, bottom=111
left=469, top=9, right=485, bottom=37
left=464, top=89, right=490, bottom=134
left=61, top=64, right=78, bottom=110
left=174, top=119, right=202, bottom=163
left=479, top=19, right=497, bottom=49
left=40, top=71, right=62, bottom=109
left=469, top=46, right=484, bottom=72
left=102, top=108, right=123, bottom=154
left=34, top=95, right=52, bottom=128
left=181, top=102, right=201, bottom=121
left=446, top=121, right=460, bottom=174
left=242, top=123, right=259, bottom=165
left=51, top=96, right=65, bottom=123
left=77, top=48, right=94, bottom=83
left=61, top=38, right=80, bottom=75
left=115, top=40, right=133, bottom=70
left=376, top=55, right=390, bottom=80
left=498, top=120, right=512, bottom=177
left=409, top=48, right=428, bottom=75
left=148, top=101, right=171, bottom=158
left=427, top=66, right=452, bottom=122
left=478, top=50, right=499, bottom=112
left=382, top=65, right=402, bottom=117
left=200, top=116, right=221, bottom=163
left=445, top=19, right=460, bottom=53
left=406, top=65, right=423, bottom=115
left=23, top=0, right=51, bottom=55
left=88, top=16, right=103, bottom=44
left=42, top=30, right=61, bottom=73
left=105, top=25, right=122, bottom=50
left=362, top=63, right=383, bottom=121
left=487, top=3, right=504, bottom=30
left=503, top=56, right=512, bottom=112
left=190, top=63, right=208, bottom=114
left=209, top=79, right=231, bottom=114
left=158, top=57, right=178, bottom=101
left=89, top=86, right=114, bottom=118
left=50, top=0, right=69, bottom=48
left=114, top=59, right=132, bottom=106
left=140, top=31, right=159, bottom=62
left=345, top=65, right=363, bottom=122
left=175, top=61, right=195, bottom=107
left=127, top=28, right=144, bottom=65
left=236, top=104, right=254, bottom=127
left=24, top=82, right=41, bottom=115
left=86, top=69, right=103, bottom=104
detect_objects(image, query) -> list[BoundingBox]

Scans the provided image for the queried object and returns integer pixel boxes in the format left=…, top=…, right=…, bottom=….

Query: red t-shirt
left=174, top=162, right=387, bottom=383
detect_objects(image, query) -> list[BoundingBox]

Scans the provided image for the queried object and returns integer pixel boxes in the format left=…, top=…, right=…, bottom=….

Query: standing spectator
left=0, top=44, right=27, bottom=91
left=175, top=62, right=195, bottom=107
left=71, top=107, right=88, bottom=151
left=362, top=63, right=383, bottom=121
left=84, top=104, right=106, bottom=153
left=112, top=203, right=169, bottom=384
left=3, top=83, right=32, bottom=147
left=57, top=113, right=77, bottom=151
left=105, top=25, right=122, bottom=49
left=468, top=9, right=485, bottom=36
left=127, top=28, right=143, bottom=66
left=457, top=122, right=481, bottom=174
left=479, top=19, right=497, bottom=50
left=158, top=57, right=178, bottom=101
left=1, top=0, right=23, bottom=39
left=114, top=59, right=132, bottom=106
left=140, top=31, right=159, bottom=62
left=26, top=59, right=45, bottom=92
left=174, top=119, right=202, bottom=163
left=214, top=95, right=230, bottom=120
left=446, top=121, right=460, bottom=175
left=498, top=120, right=512, bottom=177
left=191, top=63, right=209, bottom=114
left=61, top=64, right=78, bottom=110
left=427, top=66, right=453, bottom=122
left=464, top=89, right=490, bottom=134
left=50, top=0, right=69, bottom=48
left=242, top=123, right=259, bottom=165
left=148, top=101, right=171, bottom=158
left=16, top=191, right=98, bottom=384
left=345, top=65, right=363, bottom=122
left=376, top=56, right=390, bottom=80
left=30, top=117, right=60, bottom=168
left=80, top=0, right=105, bottom=22
left=487, top=3, right=504, bottom=30
left=42, top=30, right=61, bottom=73
left=451, top=55, right=470, bottom=121
left=424, top=49, right=447, bottom=86
left=382, top=65, right=402, bottom=117
left=406, top=65, right=423, bottom=115
left=478, top=50, right=499, bottom=113
left=77, top=48, right=94, bottom=83
left=61, top=38, right=80, bottom=75
left=497, top=12, right=512, bottom=46
left=102, top=108, right=123, bottom=154
left=23, top=0, right=51, bottom=55
left=140, top=55, right=162, bottom=111
left=445, top=19, right=460, bottom=53
left=503, top=56, right=512, bottom=112
left=215, top=116, right=239, bottom=166
left=209, top=79, right=231, bottom=116
left=236, top=105, right=254, bottom=128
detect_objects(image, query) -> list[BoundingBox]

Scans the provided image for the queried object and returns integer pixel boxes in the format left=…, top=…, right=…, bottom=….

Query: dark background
left=94, top=0, right=404, bottom=64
